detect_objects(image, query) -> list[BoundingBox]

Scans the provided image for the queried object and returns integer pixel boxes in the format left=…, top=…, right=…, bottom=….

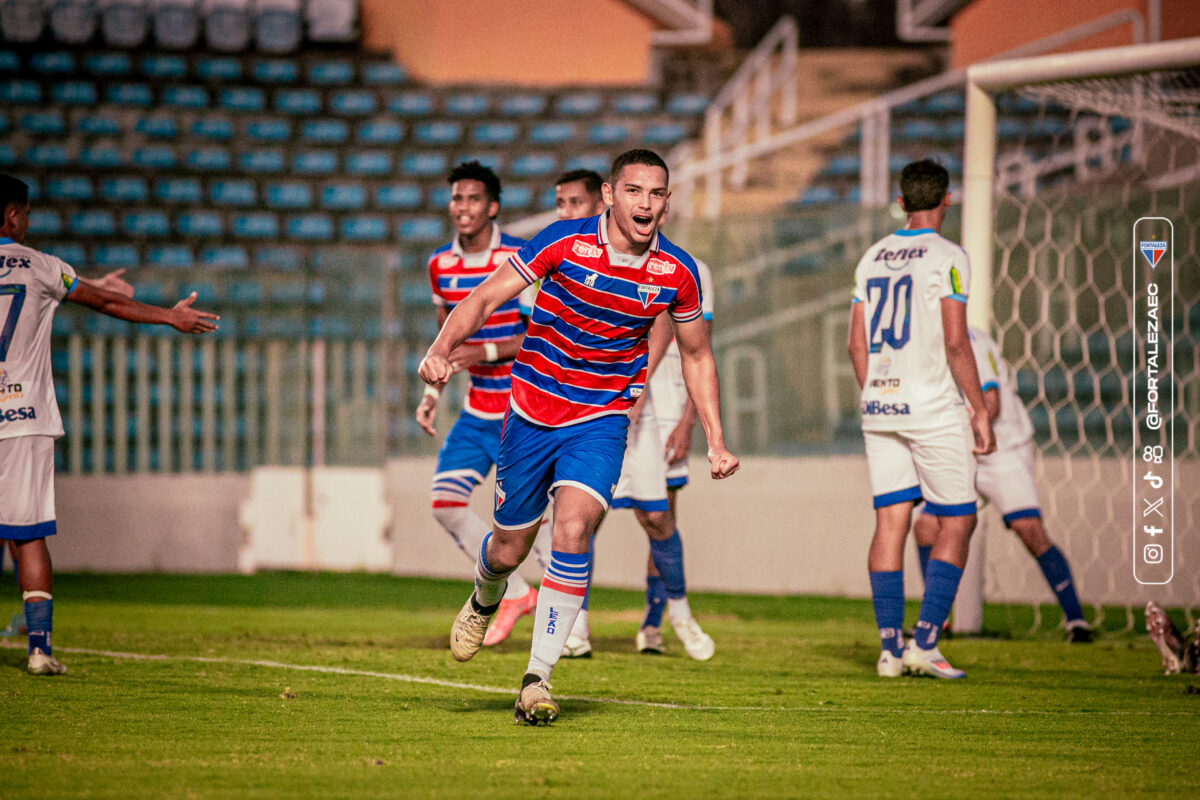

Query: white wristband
left=423, top=385, right=440, bottom=400
left=483, top=342, right=499, bottom=362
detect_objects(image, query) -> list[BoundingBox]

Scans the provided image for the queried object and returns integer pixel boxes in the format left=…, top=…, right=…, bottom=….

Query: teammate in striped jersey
left=419, top=150, right=738, bottom=725
left=0, top=174, right=218, bottom=675
left=417, top=161, right=543, bottom=647
left=912, top=326, right=1092, bottom=642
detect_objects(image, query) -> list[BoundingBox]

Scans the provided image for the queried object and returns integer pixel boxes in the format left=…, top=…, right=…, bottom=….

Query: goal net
left=964, top=44, right=1199, bottom=633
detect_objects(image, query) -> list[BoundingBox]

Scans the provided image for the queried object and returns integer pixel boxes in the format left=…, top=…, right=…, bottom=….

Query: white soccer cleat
left=876, top=649, right=905, bottom=678
left=449, top=595, right=495, bottom=662
left=636, top=625, right=665, bottom=654
left=27, top=648, right=67, bottom=676
left=514, top=674, right=559, bottom=726
left=671, top=616, right=715, bottom=661
left=1145, top=600, right=1183, bottom=674
left=562, top=626, right=592, bottom=659
left=902, top=640, right=965, bottom=679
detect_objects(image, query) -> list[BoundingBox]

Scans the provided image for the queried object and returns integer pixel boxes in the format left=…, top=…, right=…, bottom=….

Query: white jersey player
left=912, top=326, right=1092, bottom=642
left=848, top=159, right=994, bottom=680
left=0, top=173, right=218, bottom=676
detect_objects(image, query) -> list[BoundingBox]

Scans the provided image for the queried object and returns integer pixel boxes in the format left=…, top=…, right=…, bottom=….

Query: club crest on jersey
left=646, top=258, right=675, bottom=276
left=437, top=253, right=458, bottom=269
left=572, top=240, right=603, bottom=260
left=637, top=283, right=661, bottom=308
left=1140, top=240, right=1167, bottom=269
left=584, top=273, right=598, bottom=288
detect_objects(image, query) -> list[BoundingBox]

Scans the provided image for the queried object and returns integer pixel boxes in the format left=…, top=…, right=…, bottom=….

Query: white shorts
left=612, top=402, right=669, bottom=512
left=863, top=421, right=977, bottom=516
left=0, top=435, right=58, bottom=539
left=975, top=441, right=1041, bottom=527
left=650, top=347, right=691, bottom=488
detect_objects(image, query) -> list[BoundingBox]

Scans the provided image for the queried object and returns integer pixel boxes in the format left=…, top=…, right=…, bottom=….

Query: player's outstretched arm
left=78, top=268, right=135, bottom=298
left=418, top=265, right=529, bottom=388
left=67, top=282, right=218, bottom=334
left=675, top=317, right=738, bottom=479
left=941, top=299, right=994, bottom=455
left=847, top=303, right=868, bottom=389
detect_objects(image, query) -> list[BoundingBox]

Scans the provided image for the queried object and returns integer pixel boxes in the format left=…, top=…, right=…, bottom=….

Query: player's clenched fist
left=418, top=351, right=454, bottom=387
left=707, top=447, right=739, bottom=479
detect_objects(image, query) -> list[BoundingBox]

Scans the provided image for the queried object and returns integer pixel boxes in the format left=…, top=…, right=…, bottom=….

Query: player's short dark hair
left=447, top=160, right=502, bottom=204
left=0, top=173, right=30, bottom=212
left=555, top=169, right=603, bottom=197
left=899, top=160, right=949, bottom=212
left=609, top=149, right=669, bottom=186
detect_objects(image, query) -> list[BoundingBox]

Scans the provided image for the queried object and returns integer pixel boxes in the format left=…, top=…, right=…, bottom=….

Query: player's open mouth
left=632, top=214, right=654, bottom=231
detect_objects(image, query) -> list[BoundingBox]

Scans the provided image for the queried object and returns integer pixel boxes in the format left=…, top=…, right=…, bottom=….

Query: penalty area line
left=4, top=641, right=1195, bottom=717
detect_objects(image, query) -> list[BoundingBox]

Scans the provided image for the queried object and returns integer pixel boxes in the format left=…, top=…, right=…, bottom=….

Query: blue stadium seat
left=94, top=243, right=139, bottom=270
left=357, top=120, right=403, bottom=144
left=123, top=211, right=170, bottom=237
left=0, top=114, right=7, bottom=134
left=564, top=154, right=607, bottom=173
left=228, top=280, right=263, bottom=305
left=400, top=152, right=447, bottom=177
left=308, top=60, right=354, bottom=84
left=925, top=92, right=965, bottom=114
left=666, top=93, right=708, bottom=114
left=266, top=181, right=313, bottom=209
left=255, top=245, right=300, bottom=270
left=386, top=92, right=433, bottom=116
left=321, top=183, right=366, bottom=210
left=330, top=90, right=378, bottom=116
left=255, top=4, right=301, bottom=54
left=896, top=118, right=940, bottom=141
left=211, top=180, right=257, bottom=207
left=101, top=1, right=149, bottom=48
left=72, top=211, right=117, bottom=237
left=179, top=281, right=219, bottom=305
left=1028, top=117, right=1067, bottom=137
left=102, top=177, right=149, bottom=205
left=154, top=177, right=201, bottom=204
left=845, top=185, right=861, bottom=204
left=538, top=186, right=556, bottom=210
left=798, top=185, right=839, bottom=205
left=943, top=118, right=965, bottom=139
left=642, top=123, right=686, bottom=145
left=204, top=2, right=251, bottom=52
left=30, top=51, right=74, bottom=74
left=85, top=52, right=131, bottom=77
left=44, top=242, right=86, bottom=266
left=24, top=145, right=70, bottom=168
left=21, top=111, right=66, bottom=135
left=502, top=185, right=532, bottom=210
left=107, top=83, right=153, bottom=106
left=287, top=214, right=334, bottom=240
left=129, top=281, right=166, bottom=304
left=301, top=119, right=348, bottom=143
left=141, top=55, right=188, bottom=79
left=0, top=79, right=40, bottom=103
left=446, top=93, right=488, bottom=116
left=47, top=176, right=93, bottom=201
left=195, top=54, right=242, bottom=81
left=154, top=0, right=201, bottom=50
left=0, top=144, right=14, bottom=167
left=28, top=210, right=64, bottom=237
left=221, top=87, right=266, bottom=112
left=428, top=186, right=450, bottom=207
left=414, top=121, right=462, bottom=145
left=292, top=150, right=338, bottom=175
left=886, top=154, right=910, bottom=173
left=341, top=216, right=388, bottom=242
left=473, top=122, right=518, bottom=145
left=176, top=211, right=224, bottom=237
left=233, top=212, right=279, bottom=238
left=556, top=92, right=601, bottom=115
left=252, top=58, right=299, bottom=83
left=996, top=118, right=1024, bottom=139
left=79, top=145, right=122, bottom=168
left=345, top=151, right=391, bottom=176
left=275, top=88, right=321, bottom=114
left=510, top=154, right=557, bottom=177
left=822, top=154, right=861, bottom=177
left=613, top=92, right=658, bottom=114
left=530, top=122, right=573, bottom=145
left=192, top=118, right=234, bottom=140
left=145, top=245, right=192, bottom=269
left=588, top=123, right=627, bottom=145
left=374, top=183, right=422, bottom=210
left=398, top=217, right=445, bottom=241
left=241, top=149, right=286, bottom=173
left=133, top=146, right=176, bottom=169
left=246, top=117, right=292, bottom=141
left=51, top=80, right=97, bottom=105
left=310, top=316, right=353, bottom=338
left=136, top=117, right=178, bottom=139
left=77, top=114, right=121, bottom=136
left=0, top=51, right=15, bottom=71
left=362, top=61, right=406, bottom=86
left=163, top=85, right=210, bottom=109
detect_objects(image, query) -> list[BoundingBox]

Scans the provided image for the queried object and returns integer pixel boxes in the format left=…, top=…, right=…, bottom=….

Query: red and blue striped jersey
left=428, top=226, right=526, bottom=419
left=506, top=212, right=703, bottom=427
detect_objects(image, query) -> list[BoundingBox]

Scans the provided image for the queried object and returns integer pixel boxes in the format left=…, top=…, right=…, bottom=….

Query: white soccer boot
left=514, top=674, right=559, bottom=726
left=562, top=611, right=592, bottom=658
left=636, top=625, right=665, bottom=654
left=27, top=648, right=67, bottom=676
left=902, top=639, right=965, bottom=679
left=876, top=649, right=905, bottom=678
left=671, top=616, right=715, bottom=661
left=449, top=595, right=495, bottom=662
left=1145, top=601, right=1183, bottom=674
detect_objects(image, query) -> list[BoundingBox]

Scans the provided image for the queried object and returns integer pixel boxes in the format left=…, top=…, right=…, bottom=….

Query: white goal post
left=955, top=37, right=1200, bottom=633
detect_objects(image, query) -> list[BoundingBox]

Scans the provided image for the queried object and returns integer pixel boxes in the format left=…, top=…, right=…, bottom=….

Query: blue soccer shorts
left=492, top=410, right=630, bottom=530
left=431, top=412, right=502, bottom=507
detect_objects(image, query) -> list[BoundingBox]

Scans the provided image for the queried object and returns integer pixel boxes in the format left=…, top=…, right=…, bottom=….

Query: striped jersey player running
left=419, top=149, right=739, bottom=725
left=848, top=159, right=994, bottom=680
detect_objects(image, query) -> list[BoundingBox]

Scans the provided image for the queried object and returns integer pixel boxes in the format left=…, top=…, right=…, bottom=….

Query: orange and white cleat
left=482, top=587, right=538, bottom=646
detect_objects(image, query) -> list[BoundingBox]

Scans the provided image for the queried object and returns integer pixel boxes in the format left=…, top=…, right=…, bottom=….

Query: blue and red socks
left=869, top=571, right=905, bottom=657
left=527, top=550, right=590, bottom=678
left=24, top=593, right=53, bottom=655
left=915, top=560, right=963, bottom=650
left=1036, top=545, right=1085, bottom=624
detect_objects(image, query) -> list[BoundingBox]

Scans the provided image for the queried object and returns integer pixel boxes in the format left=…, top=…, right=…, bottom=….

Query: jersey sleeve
left=45, top=255, right=78, bottom=302
left=970, top=329, right=1001, bottom=393
left=427, top=254, right=446, bottom=307
left=695, top=258, right=715, bottom=320
left=507, top=221, right=572, bottom=285
left=669, top=260, right=702, bottom=323
left=851, top=255, right=868, bottom=304
left=936, top=248, right=971, bottom=303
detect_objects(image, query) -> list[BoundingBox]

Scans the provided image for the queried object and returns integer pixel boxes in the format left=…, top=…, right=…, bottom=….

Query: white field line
left=3, top=641, right=1195, bottom=717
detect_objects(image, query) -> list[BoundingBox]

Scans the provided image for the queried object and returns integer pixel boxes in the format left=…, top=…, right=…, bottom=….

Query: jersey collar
left=451, top=222, right=500, bottom=257
left=0, top=237, right=14, bottom=245
left=894, top=227, right=934, bottom=237
left=596, top=209, right=661, bottom=256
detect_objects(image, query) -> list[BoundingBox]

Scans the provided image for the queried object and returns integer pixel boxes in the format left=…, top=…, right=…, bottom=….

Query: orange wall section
left=361, top=0, right=659, bottom=86
left=950, top=0, right=1200, bottom=68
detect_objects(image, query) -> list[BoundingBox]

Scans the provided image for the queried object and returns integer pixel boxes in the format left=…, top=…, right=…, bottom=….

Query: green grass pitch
left=0, top=573, right=1196, bottom=799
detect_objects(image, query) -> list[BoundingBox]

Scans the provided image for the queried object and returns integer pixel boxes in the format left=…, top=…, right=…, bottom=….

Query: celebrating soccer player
left=0, top=174, right=218, bottom=675
left=847, top=159, right=994, bottom=680
left=418, top=150, right=738, bottom=724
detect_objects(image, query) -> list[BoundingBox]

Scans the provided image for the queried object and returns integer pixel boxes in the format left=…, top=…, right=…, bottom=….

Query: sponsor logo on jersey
left=546, top=607, right=558, bottom=634
left=861, top=401, right=910, bottom=416
left=1140, top=240, right=1167, bottom=269
left=437, top=253, right=458, bottom=269
left=584, top=272, right=598, bottom=288
left=0, top=369, right=23, bottom=401
left=0, top=255, right=32, bottom=279
left=0, top=406, right=36, bottom=422
left=637, top=284, right=661, bottom=308
left=630, top=386, right=643, bottom=398
left=572, top=240, right=603, bottom=260
left=646, top=258, right=675, bottom=276
left=873, top=246, right=926, bottom=267
left=869, top=378, right=901, bottom=396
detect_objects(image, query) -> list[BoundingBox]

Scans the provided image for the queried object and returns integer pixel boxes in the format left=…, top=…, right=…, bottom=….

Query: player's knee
left=912, top=511, right=938, bottom=546
left=636, top=509, right=674, bottom=540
